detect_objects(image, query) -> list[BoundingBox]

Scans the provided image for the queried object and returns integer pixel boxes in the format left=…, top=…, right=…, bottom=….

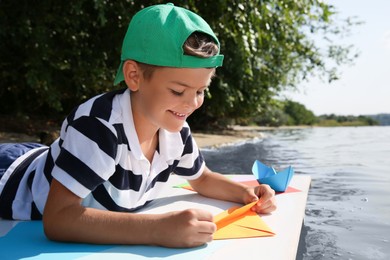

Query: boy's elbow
left=42, top=179, right=83, bottom=241
left=43, top=213, right=61, bottom=241
left=42, top=207, right=74, bottom=242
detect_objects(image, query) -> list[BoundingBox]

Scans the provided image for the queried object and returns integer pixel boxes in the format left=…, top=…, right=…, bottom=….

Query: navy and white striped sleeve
left=173, top=129, right=205, bottom=180
left=52, top=116, right=118, bottom=198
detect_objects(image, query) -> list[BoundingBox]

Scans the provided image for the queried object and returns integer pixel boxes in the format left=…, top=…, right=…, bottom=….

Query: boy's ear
left=123, top=60, right=141, bottom=91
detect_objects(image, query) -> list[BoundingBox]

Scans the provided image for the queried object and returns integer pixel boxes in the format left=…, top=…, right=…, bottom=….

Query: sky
left=283, top=0, right=390, bottom=116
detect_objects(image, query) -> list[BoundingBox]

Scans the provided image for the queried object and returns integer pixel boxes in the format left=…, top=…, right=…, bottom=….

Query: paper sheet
left=213, top=201, right=275, bottom=240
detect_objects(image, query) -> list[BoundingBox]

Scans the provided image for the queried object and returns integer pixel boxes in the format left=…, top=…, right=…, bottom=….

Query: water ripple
left=202, top=126, right=390, bottom=259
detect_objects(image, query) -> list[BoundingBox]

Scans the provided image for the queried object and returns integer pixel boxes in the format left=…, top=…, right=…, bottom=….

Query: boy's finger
left=192, top=209, right=214, bottom=222
left=257, top=185, right=275, bottom=202
left=199, top=221, right=217, bottom=234
left=252, top=198, right=277, bottom=213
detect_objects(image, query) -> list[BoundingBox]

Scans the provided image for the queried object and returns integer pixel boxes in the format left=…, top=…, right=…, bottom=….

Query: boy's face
left=133, top=66, right=215, bottom=133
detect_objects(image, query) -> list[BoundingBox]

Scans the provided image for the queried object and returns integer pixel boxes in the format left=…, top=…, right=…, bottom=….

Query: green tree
left=0, top=1, right=359, bottom=128
left=0, top=0, right=142, bottom=115
left=317, top=114, right=379, bottom=126
left=189, top=0, right=360, bottom=128
left=283, top=100, right=317, bottom=125
left=252, top=100, right=289, bottom=127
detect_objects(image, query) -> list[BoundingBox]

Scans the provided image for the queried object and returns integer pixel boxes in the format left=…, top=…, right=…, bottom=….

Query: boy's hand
left=244, top=184, right=277, bottom=214
left=44, top=180, right=215, bottom=247
left=152, top=208, right=216, bottom=248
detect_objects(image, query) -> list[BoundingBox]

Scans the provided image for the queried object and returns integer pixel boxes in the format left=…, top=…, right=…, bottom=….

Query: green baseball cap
left=114, top=3, right=224, bottom=85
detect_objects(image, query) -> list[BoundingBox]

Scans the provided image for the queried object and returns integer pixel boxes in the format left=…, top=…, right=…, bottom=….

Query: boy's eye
left=170, top=89, right=184, bottom=96
left=197, top=90, right=205, bottom=96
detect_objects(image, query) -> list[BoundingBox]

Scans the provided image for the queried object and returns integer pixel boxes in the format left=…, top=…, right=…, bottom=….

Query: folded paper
left=252, top=160, right=294, bottom=192
left=213, top=201, right=275, bottom=240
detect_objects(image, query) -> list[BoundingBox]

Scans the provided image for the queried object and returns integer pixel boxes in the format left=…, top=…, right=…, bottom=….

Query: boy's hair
left=114, top=3, right=224, bottom=85
left=138, top=32, right=219, bottom=80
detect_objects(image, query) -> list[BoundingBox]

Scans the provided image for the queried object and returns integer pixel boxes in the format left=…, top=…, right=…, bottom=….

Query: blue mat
left=0, top=221, right=227, bottom=260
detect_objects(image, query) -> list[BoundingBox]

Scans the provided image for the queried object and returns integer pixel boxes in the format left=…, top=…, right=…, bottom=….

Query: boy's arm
left=43, top=179, right=216, bottom=248
left=188, top=166, right=277, bottom=214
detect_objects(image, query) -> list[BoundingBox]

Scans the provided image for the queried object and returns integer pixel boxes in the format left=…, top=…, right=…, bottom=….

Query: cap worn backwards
left=114, top=3, right=224, bottom=85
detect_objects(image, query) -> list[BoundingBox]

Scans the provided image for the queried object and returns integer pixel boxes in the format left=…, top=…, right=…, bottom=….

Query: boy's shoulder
left=67, top=88, right=128, bottom=122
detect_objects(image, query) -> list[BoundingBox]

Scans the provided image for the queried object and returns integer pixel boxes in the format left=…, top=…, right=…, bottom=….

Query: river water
left=201, top=126, right=390, bottom=260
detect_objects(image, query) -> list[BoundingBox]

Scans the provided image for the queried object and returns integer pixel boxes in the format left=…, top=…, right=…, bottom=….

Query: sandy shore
left=194, top=125, right=312, bottom=148
left=0, top=131, right=259, bottom=148
left=0, top=126, right=265, bottom=148
left=0, top=126, right=308, bottom=148
left=192, top=127, right=265, bottom=148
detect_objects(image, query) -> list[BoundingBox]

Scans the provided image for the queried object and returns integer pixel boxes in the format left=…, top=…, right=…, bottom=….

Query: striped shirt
left=0, top=88, right=205, bottom=220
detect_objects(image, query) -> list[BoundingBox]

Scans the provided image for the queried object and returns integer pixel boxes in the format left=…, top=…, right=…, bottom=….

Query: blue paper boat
left=251, top=160, right=294, bottom=192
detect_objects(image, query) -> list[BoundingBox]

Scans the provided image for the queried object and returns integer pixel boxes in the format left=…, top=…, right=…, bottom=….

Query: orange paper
left=213, top=201, right=275, bottom=240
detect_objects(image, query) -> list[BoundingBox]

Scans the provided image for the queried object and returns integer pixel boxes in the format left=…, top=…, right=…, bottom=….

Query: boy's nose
left=184, top=94, right=200, bottom=109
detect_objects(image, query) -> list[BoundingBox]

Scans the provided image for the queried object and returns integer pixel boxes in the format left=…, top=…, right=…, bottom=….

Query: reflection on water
left=202, top=126, right=390, bottom=260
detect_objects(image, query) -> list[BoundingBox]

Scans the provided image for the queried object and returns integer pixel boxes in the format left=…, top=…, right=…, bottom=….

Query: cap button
left=166, top=3, right=174, bottom=6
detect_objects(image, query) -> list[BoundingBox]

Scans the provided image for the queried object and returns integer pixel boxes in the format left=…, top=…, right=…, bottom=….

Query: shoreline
left=0, top=130, right=253, bottom=148
left=0, top=126, right=312, bottom=148
left=193, top=125, right=312, bottom=148
left=192, top=132, right=261, bottom=148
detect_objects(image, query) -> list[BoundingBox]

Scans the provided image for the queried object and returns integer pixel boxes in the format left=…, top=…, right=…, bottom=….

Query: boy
left=0, top=3, right=276, bottom=248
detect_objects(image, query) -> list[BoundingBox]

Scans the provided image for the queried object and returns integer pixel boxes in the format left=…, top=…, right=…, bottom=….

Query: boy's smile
left=170, top=110, right=187, bottom=120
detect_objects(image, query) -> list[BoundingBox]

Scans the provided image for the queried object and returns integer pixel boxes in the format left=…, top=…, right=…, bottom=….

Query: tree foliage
left=0, top=0, right=141, bottom=115
left=252, top=99, right=316, bottom=126
left=283, top=100, right=317, bottom=125
left=317, top=114, right=379, bottom=126
left=0, top=0, right=359, bottom=127
left=367, top=114, right=390, bottom=126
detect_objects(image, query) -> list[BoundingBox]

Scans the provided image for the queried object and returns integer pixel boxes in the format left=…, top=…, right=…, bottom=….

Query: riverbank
left=0, top=125, right=311, bottom=148
left=193, top=125, right=311, bottom=148
left=0, top=130, right=257, bottom=148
